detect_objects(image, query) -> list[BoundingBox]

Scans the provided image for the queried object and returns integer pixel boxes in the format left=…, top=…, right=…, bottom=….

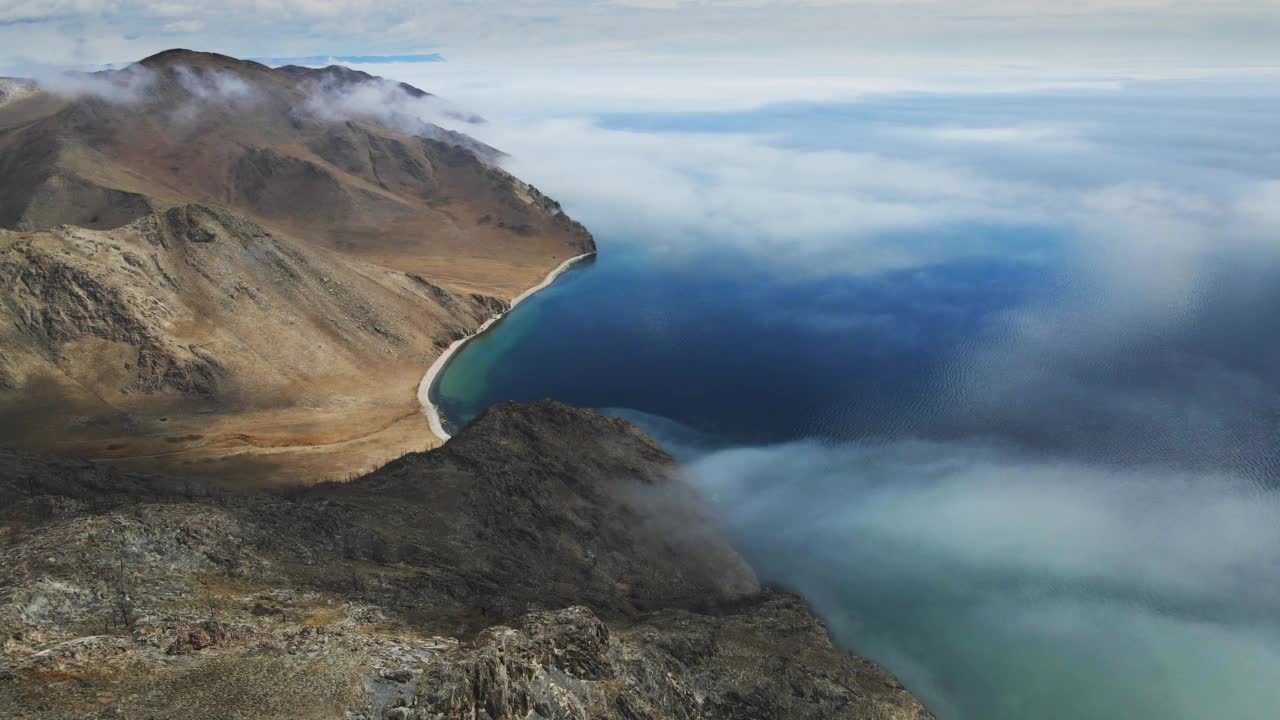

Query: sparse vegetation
left=0, top=401, right=930, bottom=719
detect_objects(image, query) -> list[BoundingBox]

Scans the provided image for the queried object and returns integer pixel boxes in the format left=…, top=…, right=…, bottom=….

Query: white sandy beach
left=417, top=252, right=596, bottom=442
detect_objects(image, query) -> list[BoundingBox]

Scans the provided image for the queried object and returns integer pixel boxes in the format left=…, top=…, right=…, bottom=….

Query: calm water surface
left=434, top=239, right=1052, bottom=445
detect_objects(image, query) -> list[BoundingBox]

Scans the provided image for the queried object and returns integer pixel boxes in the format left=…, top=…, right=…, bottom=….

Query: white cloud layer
left=681, top=436, right=1280, bottom=719
left=1, top=0, right=1278, bottom=67
left=400, top=66, right=1280, bottom=286
left=479, top=118, right=1046, bottom=275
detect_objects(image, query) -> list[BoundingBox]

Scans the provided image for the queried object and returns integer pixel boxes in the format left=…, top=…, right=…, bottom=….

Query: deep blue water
left=434, top=233, right=1056, bottom=445
left=431, top=88, right=1280, bottom=720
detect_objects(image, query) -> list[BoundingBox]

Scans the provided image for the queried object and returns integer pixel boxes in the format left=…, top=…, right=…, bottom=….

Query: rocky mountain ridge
left=0, top=401, right=932, bottom=719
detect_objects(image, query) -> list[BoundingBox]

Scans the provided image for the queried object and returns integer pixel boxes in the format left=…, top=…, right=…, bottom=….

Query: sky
left=2, top=0, right=1280, bottom=71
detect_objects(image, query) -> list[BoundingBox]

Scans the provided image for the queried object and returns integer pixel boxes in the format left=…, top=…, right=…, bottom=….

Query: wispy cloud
left=12, top=60, right=158, bottom=102
left=160, top=18, right=203, bottom=33
left=478, top=117, right=1042, bottom=275
left=680, top=436, right=1280, bottom=719
left=915, top=124, right=1086, bottom=146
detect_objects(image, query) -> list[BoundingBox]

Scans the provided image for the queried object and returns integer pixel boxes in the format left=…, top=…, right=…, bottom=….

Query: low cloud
left=161, top=19, right=204, bottom=33
left=914, top=123, right=1087, bottom=147
left=160, top=63, right=266, bottom=123
left=174, top=64, right=257, bottom=101
left=676, top=435, right=1280, bottom=719
left=300, top=75, right=453, bottom=131
left=1, top=54, right=492, bottom=163
left=1235, top=180, right=1280, bottom=238
left=17, top=62, right=158, bottom=103
left=470, top=117, right=1046, bottom=275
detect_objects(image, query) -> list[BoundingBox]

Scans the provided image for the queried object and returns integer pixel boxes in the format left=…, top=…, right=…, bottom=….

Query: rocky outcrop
left=0, top=232, right=224, bottom=396
left=4, top=240, right=155, bottom=348
left=418, top=607, right=617, bottom=719
left=0, top=402, right=932, bottom=719
left=414, top=598, right=931, bottom=720
left=12, top=174, right=153, bottom=232
left=160, top=203, right=272, bottom=245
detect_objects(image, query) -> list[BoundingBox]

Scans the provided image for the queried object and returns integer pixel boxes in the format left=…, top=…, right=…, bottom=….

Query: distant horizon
left=3, top=1, right=1279, bottom=70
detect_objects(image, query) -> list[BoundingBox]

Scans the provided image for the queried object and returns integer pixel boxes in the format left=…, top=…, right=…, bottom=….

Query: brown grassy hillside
left=0, top=50, right=594, bottom=484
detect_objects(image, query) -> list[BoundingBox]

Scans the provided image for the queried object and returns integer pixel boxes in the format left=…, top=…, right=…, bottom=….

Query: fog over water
left=681, top=439, right=1280, bottom=720
left=417, top=68, right=1280, bottom=719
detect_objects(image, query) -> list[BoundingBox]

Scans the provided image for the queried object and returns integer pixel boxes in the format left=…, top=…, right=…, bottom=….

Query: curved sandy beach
left=418, top=252, right=596, bottom=442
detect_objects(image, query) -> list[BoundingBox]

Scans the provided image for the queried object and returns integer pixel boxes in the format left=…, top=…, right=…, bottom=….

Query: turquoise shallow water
left=430, top=89, right=1280, bottom=719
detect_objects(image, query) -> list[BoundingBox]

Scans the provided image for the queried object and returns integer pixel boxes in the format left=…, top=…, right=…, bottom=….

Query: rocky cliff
left=0, top=402, right=932, bottom=719
left=0, top=50, right=594, bottom=482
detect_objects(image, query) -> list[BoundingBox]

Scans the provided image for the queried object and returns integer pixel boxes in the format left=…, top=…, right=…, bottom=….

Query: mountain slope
left=0, top=50, right=594, bottom=482
left=0, top=402, right=932, bottom=720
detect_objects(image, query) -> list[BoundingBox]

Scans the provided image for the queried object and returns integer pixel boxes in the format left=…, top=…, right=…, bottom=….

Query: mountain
left=0, top=401, right=932, bottom=720
left=0, top=50, right=594, bottom=483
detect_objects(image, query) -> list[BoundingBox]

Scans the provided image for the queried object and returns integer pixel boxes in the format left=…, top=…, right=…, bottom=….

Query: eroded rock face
left=420, top=608, right=614, bottom=719
left=0, top=402, right=933, bottom=719
left=411, top=601, right=932, bottom=720
left=0, top=231, right=225, bottom=396
left=166, top=620, right=237, bottom=654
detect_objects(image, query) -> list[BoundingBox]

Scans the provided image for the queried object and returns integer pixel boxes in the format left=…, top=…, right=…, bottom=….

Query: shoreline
left=417, top=252, right=596, bottom=442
